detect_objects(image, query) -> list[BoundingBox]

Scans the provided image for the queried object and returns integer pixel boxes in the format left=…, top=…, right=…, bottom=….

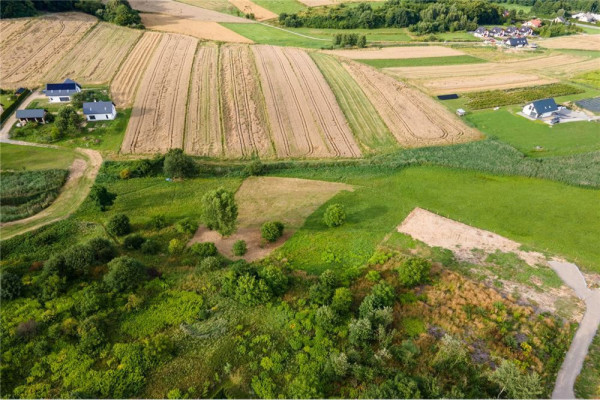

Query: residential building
left=44, top=78, right=81, bottom=103
left=82, top=101, right=117, bottom=121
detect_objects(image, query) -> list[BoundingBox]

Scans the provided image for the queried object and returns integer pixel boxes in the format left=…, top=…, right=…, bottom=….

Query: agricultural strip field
left=228, top=0, right=278, bottom=21
left=311, top=52, right=397, bottom=153
left=251, top=0, right=307, bottom=14
left=45, top=22, right=142, bottom=85
left=538, top=35, right=600, bottom=51
left=323, top=45, right=465, bottom=59
left=110, top=32, right=162, bottom=108
left=342, top=60, right=480, bottom=147
left=184, top=44, right=222, bottom=157
left=252, top=45, right=361, bottom=158
left=222, top=22, right=332, bottom=49
left=0, top=13, right=97, bottom=89
left=128, top=0, right=252, bottom=22
left=358, top=55, right=484, bottom=68
left=121, top=34, right=196, bottom=154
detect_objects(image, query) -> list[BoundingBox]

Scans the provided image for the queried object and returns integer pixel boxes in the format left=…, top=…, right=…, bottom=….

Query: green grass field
left=0, top=143, right=76, bottom=170
left=575, top=332, right=600, bottom=398
left=466, top=109, right=600, bottom=157
left=501, top=3, right=532, bottom=13
left=274, top=165, right=600, bottom=274
left=0, top=92, right=17, bottom=110
left=359, top=55, right=485, bottom=68
left=252, top=0, right=306, bottom=15
left=574, top=70, right=600, bottom=89
left=311, top=53, right=397, bottom=153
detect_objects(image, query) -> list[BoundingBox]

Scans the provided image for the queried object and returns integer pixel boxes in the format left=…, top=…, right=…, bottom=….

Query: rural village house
left=522, top=98, right=559, bottom=119
left=505, top=26, right=517, bottom=35
left=573, top=12, right=597, bottom=23
left=16, top=109, right=46, bottom=124
left=490, top=27, right=506, bottom=37
left=83, top=101, right=116, bottom=121
left=553, top=16, right=567, bottom=24
left=525, top=19, right=543, bottom=28
left=474, top=26, right=489, bottom=37
left=44, top=78, right=81, bottom=103
left=518, top=26, right=534, bottom=36
left=505, top=37, right=529, bottom=47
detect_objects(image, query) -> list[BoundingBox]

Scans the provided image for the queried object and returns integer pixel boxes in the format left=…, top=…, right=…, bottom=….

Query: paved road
left=0, top=91, right=46, bottom=140
left=549, top=260, right=600, bottom=399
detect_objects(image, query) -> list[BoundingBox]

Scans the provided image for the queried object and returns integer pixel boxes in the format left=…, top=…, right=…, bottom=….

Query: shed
left=82, top=101, right=116, bottom=121
left=15, top=87, right=26, bottom=95
left=523, top=98, right=558, bottom=119
left=16, top=109, right=46, bottom=123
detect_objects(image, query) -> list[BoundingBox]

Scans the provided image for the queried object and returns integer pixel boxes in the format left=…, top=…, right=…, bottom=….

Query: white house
left=505, top=37, right=529, bottom=47
left=82, top=101, right=116, bottom=121
left=474, top=26, right=489, bottom=38
left=44, top=78, right=81, bottom=103
left=523, top=98, right=558, bottom=119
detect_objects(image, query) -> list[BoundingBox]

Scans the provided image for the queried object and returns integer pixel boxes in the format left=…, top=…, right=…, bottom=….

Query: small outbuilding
left=16, top=109, right=47, bottom=124
left=15, top=87, right=26, bottom=95
left=523, top=98, right=558, bottom=119
left=44, top=79, right=81, bottom=103
left=82, top=101, right=116, bottom=121
left=456, top=108, right=466, bottom=117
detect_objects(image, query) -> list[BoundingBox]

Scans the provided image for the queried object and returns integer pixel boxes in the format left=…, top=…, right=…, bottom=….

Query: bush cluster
left=261, top=221, right=284, bottom=242
left=221, top=262, right=288, bottom=306
left=107, top=214, right=131, bottom=236
left=323, top=204, right=346, bottom=227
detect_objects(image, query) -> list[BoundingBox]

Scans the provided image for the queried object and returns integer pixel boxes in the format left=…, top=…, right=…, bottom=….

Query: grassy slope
left=252, top=0, right=306, bottom=14
left=0, top=143, right=76, bottom=170
left=575, top=331, right=600, bottom=398
left=310, top=52, right=397, bottom=153
left=360, top=55, right=485, bottom=68
left=274, top=166, right=600, bottom=274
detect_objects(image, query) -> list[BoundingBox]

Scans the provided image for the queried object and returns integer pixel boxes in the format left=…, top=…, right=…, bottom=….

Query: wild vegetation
left=463, top=83, right=585, bottom=109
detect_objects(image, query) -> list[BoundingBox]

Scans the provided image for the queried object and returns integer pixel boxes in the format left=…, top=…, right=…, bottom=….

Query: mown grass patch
left=575, top=332, right=600, bottom=398
left=221, top=23, right=331, bottom=48
left=252, top=0, right=306, bottom=15
left=359, top=55, right=484, bottom=68
left=0, top=143, right=76, bottom=170
left=463, top=83, right=584, bottom=110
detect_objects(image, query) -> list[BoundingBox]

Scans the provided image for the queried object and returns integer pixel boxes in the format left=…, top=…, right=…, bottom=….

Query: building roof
left=529, top=18, right=542, bottom=27
left=16, top=109, right=45, bottom=119
left=475, top=26, right=487, bottom=33
left=508, top=37, right=528, bottom=46
left=531, top=98, right=558, bottom=114
left=491, top=27, right=504, bottom=32
left=83, top=101, right=115, bottom=115
left=15, top=87, right=26, bottom=94
left=45, top=79, right=81, bottom=96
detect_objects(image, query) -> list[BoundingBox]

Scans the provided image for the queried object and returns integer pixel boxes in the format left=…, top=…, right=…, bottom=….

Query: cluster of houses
left=572, top=12, right=599, bottom=23
left=473, top=19, right=543, bottom=47
left=15, top=78, right=117, bottom=126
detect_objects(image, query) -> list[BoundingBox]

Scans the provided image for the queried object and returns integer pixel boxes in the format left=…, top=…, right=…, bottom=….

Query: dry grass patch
left=323, top=45, right=464, bottom=60
left=537, top=34, right=600, bottom=51
left=229, top=0, right=278, bottom=20
left=129, top=0, right=251, bottom=22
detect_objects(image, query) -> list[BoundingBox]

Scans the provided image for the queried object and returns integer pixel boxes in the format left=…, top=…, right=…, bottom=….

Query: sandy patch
left=228, top=0, right=278, bottom=21
left=140, top=13, right=252, bottom=43
left=129, top=0, right=252, bottom=22
left=323, top=46, right=464, bottom=60
left=536, top=34, right=600, bottom=51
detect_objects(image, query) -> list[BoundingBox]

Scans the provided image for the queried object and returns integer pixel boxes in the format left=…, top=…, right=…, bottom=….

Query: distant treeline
left=0, top=0, right=143, bottom=28
left=491, top=0, right=599, bottom=15
left=279, top=0, right=505, bottom=34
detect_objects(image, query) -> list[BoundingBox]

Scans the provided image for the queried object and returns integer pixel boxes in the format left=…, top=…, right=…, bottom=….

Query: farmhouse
left=525, top=19, right=543, bottom=28
left=474, top=26, right=489, bottom=37
left=16, top=109, right=46, bottom=124
left=506, top=37, right=529, bottom=47
left=44, top=78, right=81, bottom=103
left=553, top=16, right=566, bottom=24
left=518, top=26, right=533, bottom=36
left=490, top=27, right=506, bottom=37
left=523, top=98, right=558, bottom=119
left=82, top=101, right=116, bottom=121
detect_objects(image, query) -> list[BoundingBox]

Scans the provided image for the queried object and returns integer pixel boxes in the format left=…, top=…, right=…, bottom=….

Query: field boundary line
left=108, top=28, right=145, bottom=87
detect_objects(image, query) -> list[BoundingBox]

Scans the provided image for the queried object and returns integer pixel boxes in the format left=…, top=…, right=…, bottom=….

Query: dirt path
left=0, top=91, right=46, bottom=139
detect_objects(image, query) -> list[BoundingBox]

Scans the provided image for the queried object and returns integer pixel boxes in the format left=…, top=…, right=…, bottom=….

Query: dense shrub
left=221, top=262, right=289, bottom=306
left=141, top=239, right=161, bottom=255
left=0, top=272, right=23, bottom=300
left=163, top=149, right=196, bottom=179
left=316, top=305, right=338, bottom=332
left=245, top=160, right=265, bottom=176
left=62, top=244, right=96, bottom=276
left=199, top=256, right=222, bottom=271
left=189, top=242, right=217, bottom=258
left=175, top=218, right=198, bottom=235
left=258, top=265, right=288, bottom=296
left=87, top=237, right=117, bottom=263
left=232, top=240, right=247, bottom=256
left=331, top=287, right=353, bottom=315
left=201, top=188, right=238, bottom=236
left=168, top=239, right=185, bottom=255
left=149, top=214, right=167, bottom=230
left=123, top=234, right=146, bottom=250
left=104, top=256, right=146, bottom=292
left=107, top=214, right=131, bottom=236
left=397, top=257, right=431, bottom=288
left=310, top=269, right=339, bottom=305
left=261, top=221, right=284, bottom=242
left=323, top=204, right=346, bottom=227
left=349, top=318, right=372, bottom=346
left=75, top=285, right=105, bottom=317
left=489, top=360, right=543, bottom=398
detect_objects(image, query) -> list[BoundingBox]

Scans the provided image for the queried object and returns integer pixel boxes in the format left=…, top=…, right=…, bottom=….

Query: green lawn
left=466, top=109, right=600, bottom=157
left=0, top=143, right=76, bottom=170
left=289, top=26, right=413, bottom=42
left=0, top=92, right=17, bottom=110
left=575, top=332, right=600, bottom=398
left=274, top=165, right=600, bottom=274
left=359, top=55, right=485, bottom=68
left=252, top=0, right=306, bottom=15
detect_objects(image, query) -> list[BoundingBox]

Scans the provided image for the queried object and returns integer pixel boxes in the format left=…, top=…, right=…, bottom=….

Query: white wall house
left=523, top=98, right=558, bottom=119
left=83, top=101, right=116, bottom=121
left=44, top=79, right=81, bottom=103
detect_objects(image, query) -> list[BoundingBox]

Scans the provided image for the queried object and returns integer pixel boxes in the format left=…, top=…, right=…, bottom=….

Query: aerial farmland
left=1, top=0, right=599, bottom=399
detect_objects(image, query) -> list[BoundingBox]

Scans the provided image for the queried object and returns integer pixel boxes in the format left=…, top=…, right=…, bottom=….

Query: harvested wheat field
left=45, top=22, right=142, bottom=85
left=323, top=45, right=464, bottom=60
left=184, top=44, right=222, bottom=157
left=140, top=13, right=252, bottom=43
left=538, top=34, right=600, bottom=51
left=129, top=0, right=251, bottom=22
left=0, top=13, right=96, bottom=88
left=228, top=0, right=278, bottom=21
left=423, top=73, right=557, bottom=94
left=220, top=45, right=274, bottom=157
left=253, top=45, right=361, bottom=158
left=122, top=34, right=196, bottom=154
left=343, top=61, right=479, bottom=146
left=110, top=32, right=162, bottom=108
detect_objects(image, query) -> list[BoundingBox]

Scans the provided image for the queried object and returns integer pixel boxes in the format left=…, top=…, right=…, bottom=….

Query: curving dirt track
left=0, top=13, right=97, bottom=89
left=323, top=46, right=464, bottom=60
left=184, top=44, right=223, bottom=157
left=344, top=61, right=479, bottom=147
left=110, top=32, right=162, bottom=108
left=220, top=45, right=274, bottom=158
left=45, top=22, right=142, bottom=85
left=252, top=45, right=360, bottom=158
left=121, top=34, right=196, bottom=154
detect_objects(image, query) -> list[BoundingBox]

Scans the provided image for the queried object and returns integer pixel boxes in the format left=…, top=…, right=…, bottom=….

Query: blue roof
left=82, top=101, right=115, bottom=115
left=532, top=98, right=558, bottom=113
left=16, top=109, right=45, bottom=119
left=45, top=79, right=81, bottom=96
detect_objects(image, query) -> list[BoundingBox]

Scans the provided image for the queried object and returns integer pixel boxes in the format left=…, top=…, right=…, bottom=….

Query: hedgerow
left=464, top=83, right=584, bottom=110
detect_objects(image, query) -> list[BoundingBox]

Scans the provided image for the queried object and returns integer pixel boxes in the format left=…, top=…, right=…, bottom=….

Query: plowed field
left=110, top=32, right=162, bottom=108
left=0, top=13, right=96, bottom=88
left=253, top=45, right=360, bottom=158
left=121, top=34, right=196, bottom=154
left=45, top=22, right=142, bottom=85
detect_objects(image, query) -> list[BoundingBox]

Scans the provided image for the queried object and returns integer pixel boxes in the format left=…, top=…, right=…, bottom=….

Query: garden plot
left=323, top=45, right=464, bottom=59
left=45, top=22, right=142, bottom=85
left=184, top=44, right=222, bottom=157
left=0, top=13, right=96, bottom=89
left=537, top=34, right=600, bottom=51
left=252, top=45, right=361, bottom=158
left=121, top=34, right=196, bottom=154
left=110, top=32, right=162, bottom=108
left=220, top=45, right=274, bottom=157
left=343, top=60, right=479, bottom=147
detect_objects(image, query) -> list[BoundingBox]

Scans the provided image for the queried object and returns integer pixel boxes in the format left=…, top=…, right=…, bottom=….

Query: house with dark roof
left=490, top=27, right=506, bottom=37
left=505, top=26, right=518, bottom=36
left=522, top=98, right=559, bottom=119
left=82, top=101, right=116, bottom=121
left=474, top=26, right=489, bottom=38
left=16, top=109, right=47, bottom=124
left=506, top=37, right=529, bottom=47
left=44, top=79, right=81, bottom=103
left=518, top=26, right=534, bottom=36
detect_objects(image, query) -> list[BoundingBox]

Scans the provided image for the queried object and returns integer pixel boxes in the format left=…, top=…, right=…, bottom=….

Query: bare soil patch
left=0, top=13, right=96, bottom=89
left=184, top=44, right=222, bottom=157
left=343, top=60, right=480, bottom=146
left=537, top=34, right=600, bottom=51
left=45, top=22, right=142, bottom=85
left=252, top=45, right=360, bottom=158
left=121, top=34, right=196, bottom=154
left=129, top=0, right=252, bottom=22
left=228, top=0, right=278, bottom=21
left=111, top=32, right=162, bottom=108
left=323, top=46, right=464, bottom=60
left=140, top=13, right=252, bottom=43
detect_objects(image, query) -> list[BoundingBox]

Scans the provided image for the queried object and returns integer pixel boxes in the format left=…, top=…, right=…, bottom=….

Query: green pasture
left=252, top=0, right=306, bottom=15
left=360, top=55, right=485, bottom=68
left=0, top=143, right=76, bottom=170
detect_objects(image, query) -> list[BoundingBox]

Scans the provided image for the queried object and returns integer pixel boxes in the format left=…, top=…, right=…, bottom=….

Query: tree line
left=491, top=0, right=599, bottom=15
